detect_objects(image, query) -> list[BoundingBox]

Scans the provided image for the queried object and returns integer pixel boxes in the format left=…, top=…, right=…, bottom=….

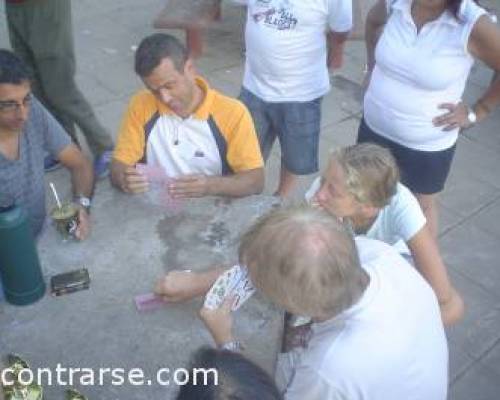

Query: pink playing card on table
left=135, top=292, right=167, bottom=312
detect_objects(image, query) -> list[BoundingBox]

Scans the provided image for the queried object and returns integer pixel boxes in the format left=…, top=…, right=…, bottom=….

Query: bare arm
left=110, top=159, right=127, bottom=190
left=155, top=265, right=228, bottom=302
left=469, top=15, right=500, bottom=122
left=58, top=144, right=94, bottom=240
left=327, top=31, right=350, bottom=70
left=199, top=296, right=236, bottom=346
left=407, top=225, right=464, bottom=326
left=365, top=0, right=388, bottom=73
left=157, top=266, right=238, bottom=345
left=110, top=159, right=149, bottom=194
left=58, top=144, right=94, bottom=198
left=207, top=168, right=264, bottom=197
left=170, top=168, right=265, bottom=198
left=433, top=16, right=500, bottom=131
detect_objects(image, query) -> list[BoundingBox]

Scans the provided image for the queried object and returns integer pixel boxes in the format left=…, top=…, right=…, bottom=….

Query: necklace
left=172, top=118, right=180, bottom=146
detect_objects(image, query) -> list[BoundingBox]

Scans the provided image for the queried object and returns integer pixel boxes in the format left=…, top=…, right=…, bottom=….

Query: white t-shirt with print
left=235, top=0, right=353, bottom=102
left=305, top=178, right=426, bottom=245
left=276, top=237, right=448, bottom=400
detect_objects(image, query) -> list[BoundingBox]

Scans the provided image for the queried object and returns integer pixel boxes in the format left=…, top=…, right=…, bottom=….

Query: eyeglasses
left=0, top=93, right=32, bottom=113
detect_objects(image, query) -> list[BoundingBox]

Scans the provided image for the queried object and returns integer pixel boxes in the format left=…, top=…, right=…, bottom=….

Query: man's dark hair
left=176, top=347, right=282, bottom=400
left=0, top=49, right=32, bottom=84
left=134, top=33, right=188, bottom=77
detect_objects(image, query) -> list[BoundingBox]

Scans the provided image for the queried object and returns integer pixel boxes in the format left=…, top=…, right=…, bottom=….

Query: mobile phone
left=50, top=268, right=90, bottom=296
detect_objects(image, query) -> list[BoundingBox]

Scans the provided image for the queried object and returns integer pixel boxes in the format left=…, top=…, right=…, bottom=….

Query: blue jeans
left=239, top=87, right=322, bottom=175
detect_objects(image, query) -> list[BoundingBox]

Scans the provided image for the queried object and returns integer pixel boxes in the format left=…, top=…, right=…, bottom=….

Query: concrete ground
left=1, top=0, right=499, bottom=398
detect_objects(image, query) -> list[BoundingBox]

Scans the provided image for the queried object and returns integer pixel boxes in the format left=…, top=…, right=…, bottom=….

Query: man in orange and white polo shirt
left=111, top=33, right=264, bottom=198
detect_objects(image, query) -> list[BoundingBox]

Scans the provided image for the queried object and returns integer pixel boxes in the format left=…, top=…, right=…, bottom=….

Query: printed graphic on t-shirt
left=252, top=0, right=297, bottom=30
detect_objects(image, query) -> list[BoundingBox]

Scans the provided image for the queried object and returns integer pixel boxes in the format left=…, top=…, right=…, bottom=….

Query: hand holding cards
left=135, top=293, right=167, bottom=312
left=204, top=265, right=255, bottom=312
left=135, top=163, right=183, bottom=212
left=135, top=163, right=170, bottom=184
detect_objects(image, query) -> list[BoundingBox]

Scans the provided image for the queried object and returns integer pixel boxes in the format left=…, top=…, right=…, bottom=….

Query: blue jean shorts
left=239, top=87, right=322, bottom=175
left=357, top=117, right=456, bottom=194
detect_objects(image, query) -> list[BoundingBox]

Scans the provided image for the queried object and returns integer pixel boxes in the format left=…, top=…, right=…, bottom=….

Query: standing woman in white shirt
left=361, top=0, right=500, bottom=238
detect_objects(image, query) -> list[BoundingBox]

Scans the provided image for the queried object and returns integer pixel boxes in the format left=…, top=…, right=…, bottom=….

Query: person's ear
left=183, top=58, right=197, bottom=79
left=359, top=203, right=379, bottom=218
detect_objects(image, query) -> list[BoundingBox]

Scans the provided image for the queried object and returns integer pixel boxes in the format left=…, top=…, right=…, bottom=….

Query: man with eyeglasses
left=0, top=49, right=94, bottom=239
left=4, top=0, right=114, bottom=178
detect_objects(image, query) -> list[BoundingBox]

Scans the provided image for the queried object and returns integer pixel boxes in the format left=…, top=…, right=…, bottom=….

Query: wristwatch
left=467, top=107, right=477, bottom=126
left=74, top=195, right=91, bottom=213
left=218, top=341, right=243, bottom=352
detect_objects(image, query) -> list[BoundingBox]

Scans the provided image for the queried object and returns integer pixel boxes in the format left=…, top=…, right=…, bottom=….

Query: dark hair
left=134, top=33, right=188, bottom=77
left=0, top=49, right=31, bottom=84
left=447, top=0, right=481, bottom=19
left=176, top=347, right=282, bottom=400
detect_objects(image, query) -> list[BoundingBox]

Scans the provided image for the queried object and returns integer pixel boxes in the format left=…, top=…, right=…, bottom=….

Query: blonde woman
left=306, top=143, right=463, bottom=325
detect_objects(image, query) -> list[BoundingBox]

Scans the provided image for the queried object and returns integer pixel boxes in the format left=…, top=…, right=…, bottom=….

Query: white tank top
left=364, top=0, right=486, bottom=151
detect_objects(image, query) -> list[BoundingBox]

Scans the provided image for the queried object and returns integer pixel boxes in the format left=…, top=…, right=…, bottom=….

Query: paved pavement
left=1, top=0, right=499, bottom=398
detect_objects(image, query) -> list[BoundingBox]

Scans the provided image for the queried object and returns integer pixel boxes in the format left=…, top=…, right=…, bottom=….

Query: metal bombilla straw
left=49, top=182, right=62, bottom=209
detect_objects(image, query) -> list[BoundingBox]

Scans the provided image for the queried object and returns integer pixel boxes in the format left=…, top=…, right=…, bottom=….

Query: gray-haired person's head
left=239, top=206, right=368, bottom=320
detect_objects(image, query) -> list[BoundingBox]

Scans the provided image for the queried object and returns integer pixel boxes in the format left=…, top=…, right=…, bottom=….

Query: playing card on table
left=203, top=265, right=255, bottom=311
left=135, top=292, right=167, bottom=312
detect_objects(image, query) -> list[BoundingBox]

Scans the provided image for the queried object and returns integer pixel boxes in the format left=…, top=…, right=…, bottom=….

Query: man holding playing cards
left=111, top=33, right=264, bottom=198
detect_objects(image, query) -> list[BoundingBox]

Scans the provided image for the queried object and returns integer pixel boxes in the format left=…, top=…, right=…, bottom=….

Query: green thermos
left=0, top=195, right=46, bottom=305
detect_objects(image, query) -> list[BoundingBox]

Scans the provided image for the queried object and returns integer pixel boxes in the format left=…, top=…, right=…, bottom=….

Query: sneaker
left=44, top=156, right=61, bottom=172
left=93, top=150, right=113, bottom=180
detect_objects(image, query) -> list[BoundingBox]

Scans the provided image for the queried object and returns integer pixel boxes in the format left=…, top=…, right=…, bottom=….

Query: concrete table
left=0, top=183, right=283, bottom=399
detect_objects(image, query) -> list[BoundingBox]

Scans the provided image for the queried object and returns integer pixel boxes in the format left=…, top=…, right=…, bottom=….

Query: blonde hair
left=332, top=143, right=399, bottom=208
left=239, top=206, right=366, bottom=319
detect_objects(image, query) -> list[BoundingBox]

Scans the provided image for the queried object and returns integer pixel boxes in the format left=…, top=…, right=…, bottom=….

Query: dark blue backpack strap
left=139, top=111, right=160, bottom=164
